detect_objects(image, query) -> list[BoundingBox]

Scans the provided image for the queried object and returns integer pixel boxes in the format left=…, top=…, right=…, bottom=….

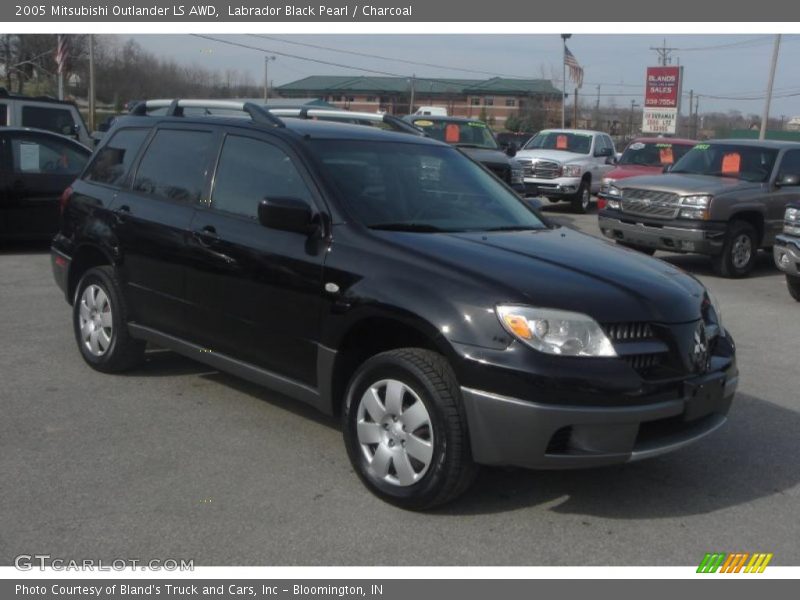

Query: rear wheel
left=571, top=180, right=591, bottom=213
left=73, top=266, right=145, bottom=373
left=787, top=275, right=800, bottom=302
left=615, top=241, right=656, bottom=256
left=711, top=221, right=759, bottom=278
left=342, top=348, right=477, bottom=510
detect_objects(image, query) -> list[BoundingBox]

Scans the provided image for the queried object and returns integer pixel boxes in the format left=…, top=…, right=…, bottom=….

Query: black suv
left=52, top=100, right=738, bottom=509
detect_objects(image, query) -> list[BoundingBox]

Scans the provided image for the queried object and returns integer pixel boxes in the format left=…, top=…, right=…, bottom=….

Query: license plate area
left=683, top=374, right=726, bottom=421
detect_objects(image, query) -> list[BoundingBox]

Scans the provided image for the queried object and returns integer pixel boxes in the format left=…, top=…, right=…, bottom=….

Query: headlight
left=705, top=290, right=725, bottom=335
left=606, top=199, right=621, bottom=210
left=561, top=164, right=582, bottom=178
left=785, top=207, right=799, bottom=223
left=601, top=177, right=616, bottom=193
left=496, top=305, right=617, bottom=357
left=679, top=194, right=711, bottom=220
left=606, top=184, right=622, bottom=197
left=510, top=165, right=524, bottom=185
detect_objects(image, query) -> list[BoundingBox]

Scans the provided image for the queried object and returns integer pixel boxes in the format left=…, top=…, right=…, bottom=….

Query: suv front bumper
left=773, top=234, right=800, bottom=276
left=524, top=176, right=581, bottom=198
left=598, top=212, right=727, bottom=255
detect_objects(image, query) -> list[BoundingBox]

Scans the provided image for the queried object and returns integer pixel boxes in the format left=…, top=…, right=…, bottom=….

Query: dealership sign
left=642, top=66, right=682, bottom=135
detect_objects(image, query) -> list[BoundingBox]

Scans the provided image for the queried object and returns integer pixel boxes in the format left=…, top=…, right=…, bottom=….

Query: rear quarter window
left=85, top=128, right=149, bottom=187
left=11, top=135, right=88, bottom=175
left=21, top=105, right=77, bottom=136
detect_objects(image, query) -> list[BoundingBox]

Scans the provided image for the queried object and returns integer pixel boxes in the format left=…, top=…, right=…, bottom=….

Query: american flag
left=55, top=35, right=70, bottom=75
left=564, top=45, right=584, bottom=88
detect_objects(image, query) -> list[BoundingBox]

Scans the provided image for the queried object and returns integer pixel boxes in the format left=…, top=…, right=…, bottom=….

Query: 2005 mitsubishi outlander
left=51, top=100, right=738, bottom=509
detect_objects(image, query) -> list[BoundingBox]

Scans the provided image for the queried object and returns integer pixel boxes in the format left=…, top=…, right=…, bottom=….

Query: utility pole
left=409, top=74, right=416, bottom=114
left=688, top=89, right=693, bottom=138
left=573, top=87, right=579, bottom=128
left=88, top=35, right=95, bottom=132
left=759, top=34, right=781, bottom=141
left=263, top=55, right=275, bottom=102
left=629, top=100, right=638, bottom=138
left=650, top=38, right=679, bottom=66
left=561, top=33, right=571, bottom=129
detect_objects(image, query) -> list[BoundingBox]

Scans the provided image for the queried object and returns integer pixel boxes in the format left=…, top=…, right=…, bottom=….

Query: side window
left=778, top=150, right=800, bottom=179
left=593, top=136, right=606, bottom=156
left=605, top=136, right=616, bottom=153
left=133, top=129, right=214, bottom=203
left=11, top=134, right=88, bottom=175
left=0, top=103, right=7, bottom=126
left=21, top=106, right=77, bottom=136
left=211, top=135, right=313, bottom=219
left=85, top=128, right=149, bottom=186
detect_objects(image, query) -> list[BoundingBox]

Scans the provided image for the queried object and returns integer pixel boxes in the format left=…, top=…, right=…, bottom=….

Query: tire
left=787, top=275, right=800, bottom=302
left=711, top=220, right=759, bottom=278
left=72, top=266, right=145, bottom=373
left=571, top=179, right=591, bottom=213
left=615, top=241, right=656, bottom=256
left=342, top=348, right=477, bottom=510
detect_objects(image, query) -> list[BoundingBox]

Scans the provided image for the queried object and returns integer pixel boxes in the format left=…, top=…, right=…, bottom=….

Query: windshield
left=523, top=131, right=592, bottom=154
left=670, top=143, right=778, bottom=182
left=309, top=140, right=545, bottom=233
left=620, top=141, right=693, bottom=167
left=411, top=119, right=499, bottom=149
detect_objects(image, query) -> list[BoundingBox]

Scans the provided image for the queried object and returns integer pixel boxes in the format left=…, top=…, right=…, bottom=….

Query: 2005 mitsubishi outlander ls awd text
left=51, top=100, right=738, bottom=509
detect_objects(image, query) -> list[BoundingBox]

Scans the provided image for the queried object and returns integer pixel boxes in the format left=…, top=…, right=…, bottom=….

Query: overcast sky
left=127, top=34, right=800, bottom=117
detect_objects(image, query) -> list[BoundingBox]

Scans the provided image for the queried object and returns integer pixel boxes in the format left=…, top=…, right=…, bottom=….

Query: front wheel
left=787, top=275, right=800, bottom=302
left=342, top=348, right=477, bottom=510
left=571, top=180, right=591, bottom=213
left=73, top=266, right=145, bottom=373
left=711, top=221, right=759, bottom=278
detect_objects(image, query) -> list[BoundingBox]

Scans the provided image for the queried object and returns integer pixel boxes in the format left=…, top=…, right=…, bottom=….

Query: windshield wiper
left=369, top=223, right=447, bottom=232
left=480, top=225, right=543, bottom=232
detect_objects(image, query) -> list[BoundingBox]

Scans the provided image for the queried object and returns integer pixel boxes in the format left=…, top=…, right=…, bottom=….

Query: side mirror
left=258, top=197, right=315, bottom=234
left=505, top=142, right=518, bottom=157
left=605, top=155, right=617, bottom=165
left=776, top=173, right=800, bottom=187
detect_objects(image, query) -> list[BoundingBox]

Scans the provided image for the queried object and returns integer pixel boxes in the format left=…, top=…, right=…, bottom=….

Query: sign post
left=642, top=66, right=681, bottom=135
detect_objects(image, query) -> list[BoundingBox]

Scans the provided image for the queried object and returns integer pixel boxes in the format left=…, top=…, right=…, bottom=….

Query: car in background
left=514, top=129, right=617, bottom=213
left=599, top=140, right=800, bottom=277
left=403, top=115, right=526, bottom=195
left=0, top=127, right=91, bottom=240
left=598, top=137, right=697, bottom=208
left=773, top=202, right=800, bottom=300
left=0, top=89, right=93, bottom=147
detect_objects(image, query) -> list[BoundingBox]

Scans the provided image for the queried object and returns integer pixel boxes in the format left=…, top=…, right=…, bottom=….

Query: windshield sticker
left=467, top=122, right=487, bottom=128
left=19, top=142, right=40, bottom=172
left=414, top=120, right=433, bottom=127
left=629, top=142, right=646, bottom=150
left=722, top=152, right=741, bottom=175
left=655, top=143, right=673, bottom=148
left=445, top=123, right=461, bottom=143
left=659, top=147, right=674, bottom=164
left=556, top=135, right=569, bottom=149
left=694, top=144, right=711, bottom=151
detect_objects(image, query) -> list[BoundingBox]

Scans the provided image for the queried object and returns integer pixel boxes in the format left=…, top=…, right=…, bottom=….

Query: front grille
left=605, top=322, right=653, bottom=342
left=620, top=188, right=680, bottom=219
left=518, top=159, right=560, bottom=179
left=625, top=354, right=662, bottom=370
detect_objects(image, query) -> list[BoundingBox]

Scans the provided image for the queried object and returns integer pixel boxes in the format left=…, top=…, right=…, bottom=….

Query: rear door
left=184, top=131, right=328, bottom=385
left=113, top=125, right=219, bottom=338
left=1, top=130, right=89, bottom=237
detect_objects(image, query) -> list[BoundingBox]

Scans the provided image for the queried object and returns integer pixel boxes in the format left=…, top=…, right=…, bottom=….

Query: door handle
left=113, top=204, right=130, bottom=223
left=193, top=225, right=219, bottom=244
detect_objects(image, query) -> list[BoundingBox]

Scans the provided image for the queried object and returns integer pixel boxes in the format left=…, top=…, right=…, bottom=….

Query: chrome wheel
left=356, top=379, right=434, bottom=487
left=731, top=234, right=753, bottom=269
left=78, top=284, right=113, bottom=357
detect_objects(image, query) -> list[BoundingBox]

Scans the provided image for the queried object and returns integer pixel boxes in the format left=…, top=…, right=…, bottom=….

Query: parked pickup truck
left=598, top=140, right=800, bottom=278
left=773, top=202, right=800, bottom=300
left=515, top=129, right=617, bottom=213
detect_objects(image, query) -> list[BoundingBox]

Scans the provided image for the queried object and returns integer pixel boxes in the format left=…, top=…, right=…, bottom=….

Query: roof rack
left=268, top=108, right=425, bottom=136
left=129, top=99, right=285, bottom=128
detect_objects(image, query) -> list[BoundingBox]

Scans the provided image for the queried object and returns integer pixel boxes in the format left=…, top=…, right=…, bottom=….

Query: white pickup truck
left=514, top=129, right=617, bottom=213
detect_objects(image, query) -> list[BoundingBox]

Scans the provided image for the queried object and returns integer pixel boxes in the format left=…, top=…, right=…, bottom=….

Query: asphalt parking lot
left=2, top=204, right=799, bottom=567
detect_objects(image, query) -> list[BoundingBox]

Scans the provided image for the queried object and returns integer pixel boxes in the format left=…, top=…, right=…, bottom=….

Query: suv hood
left=606, top=165, right=662, bottom=180
left=617, top=172, right=764, bottom=195
left=377, top=227, right=706, bottom=324
left=515, top=149, right=587, bottom=164
left=458, top=146, right=511, bottom=167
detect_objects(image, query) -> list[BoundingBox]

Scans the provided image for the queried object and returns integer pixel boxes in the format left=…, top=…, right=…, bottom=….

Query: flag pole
left=560, top=34, right=572, bottom=129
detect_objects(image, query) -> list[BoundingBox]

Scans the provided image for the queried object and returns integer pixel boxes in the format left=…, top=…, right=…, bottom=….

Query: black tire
left=571, top=179, right=592, bottom=213
left=72, top=266, right=145, bottom=373
left=787, top=275, right=800, bottom=302
left=711, top=220, right=759, bottom=278
left=342, top=348, right=477, bottom=510
left=615, top=241, right=656, bottom=256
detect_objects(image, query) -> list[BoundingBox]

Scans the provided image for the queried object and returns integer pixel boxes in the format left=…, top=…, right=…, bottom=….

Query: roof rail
left=129, top=99, right=285, bottom=128
left=269, top=108, right=424, bottom=136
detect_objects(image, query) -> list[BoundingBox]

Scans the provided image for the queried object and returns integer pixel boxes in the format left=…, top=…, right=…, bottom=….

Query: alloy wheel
left=78, top=284, right=113, bottom=356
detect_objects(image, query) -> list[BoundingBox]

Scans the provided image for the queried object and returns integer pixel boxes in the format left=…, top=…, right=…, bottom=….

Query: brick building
left=275, top=76, right=563, bottom=129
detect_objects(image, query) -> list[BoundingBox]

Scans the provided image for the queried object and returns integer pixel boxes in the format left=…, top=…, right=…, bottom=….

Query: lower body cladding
left=773, top=234, right=800, bottom=275
left=598, top=214, right=726, bottom=255
left=453, top=340, right=738, bottom=469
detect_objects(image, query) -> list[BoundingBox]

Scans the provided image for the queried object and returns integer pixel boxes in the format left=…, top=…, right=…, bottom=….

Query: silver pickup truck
left=598, top=139, right=800, bottom=278
left=514, top=129, right=617, bottom=213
